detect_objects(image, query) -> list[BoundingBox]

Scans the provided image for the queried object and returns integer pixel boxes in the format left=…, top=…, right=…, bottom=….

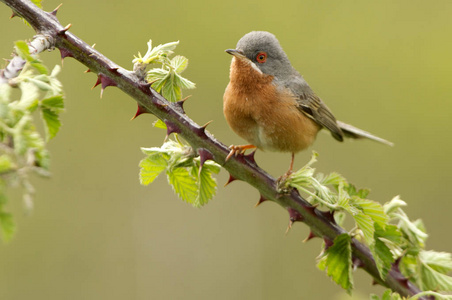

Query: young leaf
left=384, top=196, right=407, bottom=216
left=167, top=167, right=198, bottom=205
left=320, top=171, right=347, bottom=187
left=175, top=74, right=196, bottom=90
left=161, top=77, right=181, bottom=102
left=193, top=162, right=220, bottom=207
left=14, top=41, right=48, bottom=74
left=41, top=108, right=61, bottom=140
left=371, top=236, right=394, bottom=280
left=139, top=154, right=168, bottom=185
left=325, top=233, right=353, bottom=293
left=351, top=198, right=388, bottom=230
left=396, top=212, right=428, bottom=248
left=420, top=251, right=452, bottom=274
left=153, top=119, right=167, bottom=129
left=15, top=81, right=39, bottom=110
left=171, top=55, right=189, bottom=73
left=42, top=95, right=65, bottom=110
left=353, top=212, right=374, bottom=245
left=375, top=224, right=402, bottom=244
left=419, top=259, right=452, bottom=291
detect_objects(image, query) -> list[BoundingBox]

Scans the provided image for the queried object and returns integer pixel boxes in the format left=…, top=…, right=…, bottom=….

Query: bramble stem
left=0, top=0, right=428, bottom=298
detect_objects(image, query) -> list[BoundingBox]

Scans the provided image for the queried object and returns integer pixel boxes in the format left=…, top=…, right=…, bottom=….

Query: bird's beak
left=225, top=49, right=248, bottom=60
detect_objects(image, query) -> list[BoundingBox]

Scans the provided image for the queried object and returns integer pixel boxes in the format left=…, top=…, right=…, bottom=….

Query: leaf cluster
left=139, top=139, right=220, bottom=207
left=0, top=41, right=64, bottom=242
left=133, top=40, right=195, bottom=102
left=283, top=152, right=452, bottom=298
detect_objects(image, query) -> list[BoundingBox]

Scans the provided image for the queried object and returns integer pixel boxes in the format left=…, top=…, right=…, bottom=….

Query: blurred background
left=1, top=0, right=451, bottom=299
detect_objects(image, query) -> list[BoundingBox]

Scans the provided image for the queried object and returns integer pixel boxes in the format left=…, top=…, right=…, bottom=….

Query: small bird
left=223, top=31, right=392, bottom=174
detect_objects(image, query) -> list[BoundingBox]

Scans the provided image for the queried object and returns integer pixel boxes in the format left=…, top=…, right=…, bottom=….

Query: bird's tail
left=337, top=120, right=394, bottom=147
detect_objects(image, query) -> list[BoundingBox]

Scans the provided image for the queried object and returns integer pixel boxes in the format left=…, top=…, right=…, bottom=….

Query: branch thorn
left=244, top=150, right=257, bottom=165
left=224, top=173, right=237, bottom=187
left=164, top=120, right=181, bottom=138
left=317, top=209, right=336, bottom=224
left=323, top=237, right=333, bottom=250
left=198, top=148, right=214, bottom=168
left=303, top=231, right=318, bottom=243
left=50, top=3, right=63, bottom=16
left=59, top=48, right=73, bottom=66
left=201, top=120, right=213, bottom=129
left=58, top=23, right=72, bottom=35
left=131, top=104, right=149, bottom=120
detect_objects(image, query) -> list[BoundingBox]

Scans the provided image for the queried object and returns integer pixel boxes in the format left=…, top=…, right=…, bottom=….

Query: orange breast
left=223, top=57, right=321, bottom=153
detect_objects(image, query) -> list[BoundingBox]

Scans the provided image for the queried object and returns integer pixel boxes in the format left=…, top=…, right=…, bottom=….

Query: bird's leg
left=276, top=153, right=296, bottom=193
left=287, top=152, right=295, bottom=175
left=225, top=144, right=257, bottom=161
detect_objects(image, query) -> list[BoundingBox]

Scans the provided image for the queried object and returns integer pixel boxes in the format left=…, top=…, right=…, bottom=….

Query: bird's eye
left=256, top=52, right=267, bottom=63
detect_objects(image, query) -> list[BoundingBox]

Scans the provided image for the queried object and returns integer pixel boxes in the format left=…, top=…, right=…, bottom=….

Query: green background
left=1, top=0, right=452, bottom=299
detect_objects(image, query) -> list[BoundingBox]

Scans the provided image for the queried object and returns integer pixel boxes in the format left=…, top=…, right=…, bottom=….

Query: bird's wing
left=296, top=93, right=344, bottom=142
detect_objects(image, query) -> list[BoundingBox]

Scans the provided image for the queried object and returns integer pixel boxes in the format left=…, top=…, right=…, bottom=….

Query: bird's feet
left=225, top=144, right=256, bottom=161
left=276, top=170, right=294, bottom=193
left=276, top=153, right=296, bottom=193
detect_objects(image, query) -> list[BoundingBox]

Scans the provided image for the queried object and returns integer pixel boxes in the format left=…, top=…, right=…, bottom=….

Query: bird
left=223, top=31, right=393, bottom=175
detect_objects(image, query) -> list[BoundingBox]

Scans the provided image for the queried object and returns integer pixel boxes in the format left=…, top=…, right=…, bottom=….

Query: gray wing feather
left=296, top=93, right=344, bottom=142
left=285, top=71, right=392, bottom=146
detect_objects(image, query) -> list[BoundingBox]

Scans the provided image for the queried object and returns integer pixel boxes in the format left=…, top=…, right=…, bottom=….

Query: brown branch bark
left=0, top=0, right=427, bottom=298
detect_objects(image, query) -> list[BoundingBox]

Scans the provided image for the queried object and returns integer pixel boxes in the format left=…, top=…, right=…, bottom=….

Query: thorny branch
left=0, top=0, right=429, bottom=298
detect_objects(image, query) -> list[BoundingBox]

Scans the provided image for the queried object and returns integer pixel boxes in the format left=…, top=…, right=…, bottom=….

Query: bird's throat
left=229, top=57, right=273, bottom=89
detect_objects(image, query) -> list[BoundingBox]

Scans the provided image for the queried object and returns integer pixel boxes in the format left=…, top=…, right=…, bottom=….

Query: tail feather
left=337, top=120, right=394, bottom=147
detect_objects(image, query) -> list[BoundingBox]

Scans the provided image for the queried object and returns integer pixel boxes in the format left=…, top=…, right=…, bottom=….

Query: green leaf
left=42, top=95, right=64, bottom=110
left=396, top=212, right=428, bottom=248
left=41, top=108, right=61, bottom=140
left=353, top=211, right=374, bottom=245
left=419, top=258, right=452, bottom=291
left=175, top=73, right=196, bottom=90
left=147, top=68, right=169, bottom=87
left=139, top=154, right=168, bottom=185
left=31, top=0, right=42, bottom=8
left=133, top=40, right=179, bottom=65
left=167, top=167, right=198, bottom=205
left=15, top=40, right=32, bottom=60
left=325, top=233, right=353, bottom=293
left=371, top=236, right=394, bottom=280
left=383, top=195, right=407, bottom=216
left=16, top=81, right=39, bottom=110
left=320, top=172, right=347, bottom=187
left=371, top=225, right=401, bottom=279
left=0, top=211, right=15, bottom=242
left=351, top=198, right=388, bottom=230
left=193, top=162, right=219, bottom=207
left=29, top=76, right=52, bottom=91
left=420, top=251, right=452, bottom=274
left=317, top=254, right=327, bottom=271
left=30, top=61, right=49, bottom=75
left=153, top=119, right=167, bottom=129
left=171, top=55, right=189, bottom=73
left=161, top=76, right=182, bottom=102
left=14, top=41, right=48, bottom=74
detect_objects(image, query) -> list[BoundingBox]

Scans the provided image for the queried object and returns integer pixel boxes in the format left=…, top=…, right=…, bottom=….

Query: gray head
left=226, top=31, right=293, bottom=78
